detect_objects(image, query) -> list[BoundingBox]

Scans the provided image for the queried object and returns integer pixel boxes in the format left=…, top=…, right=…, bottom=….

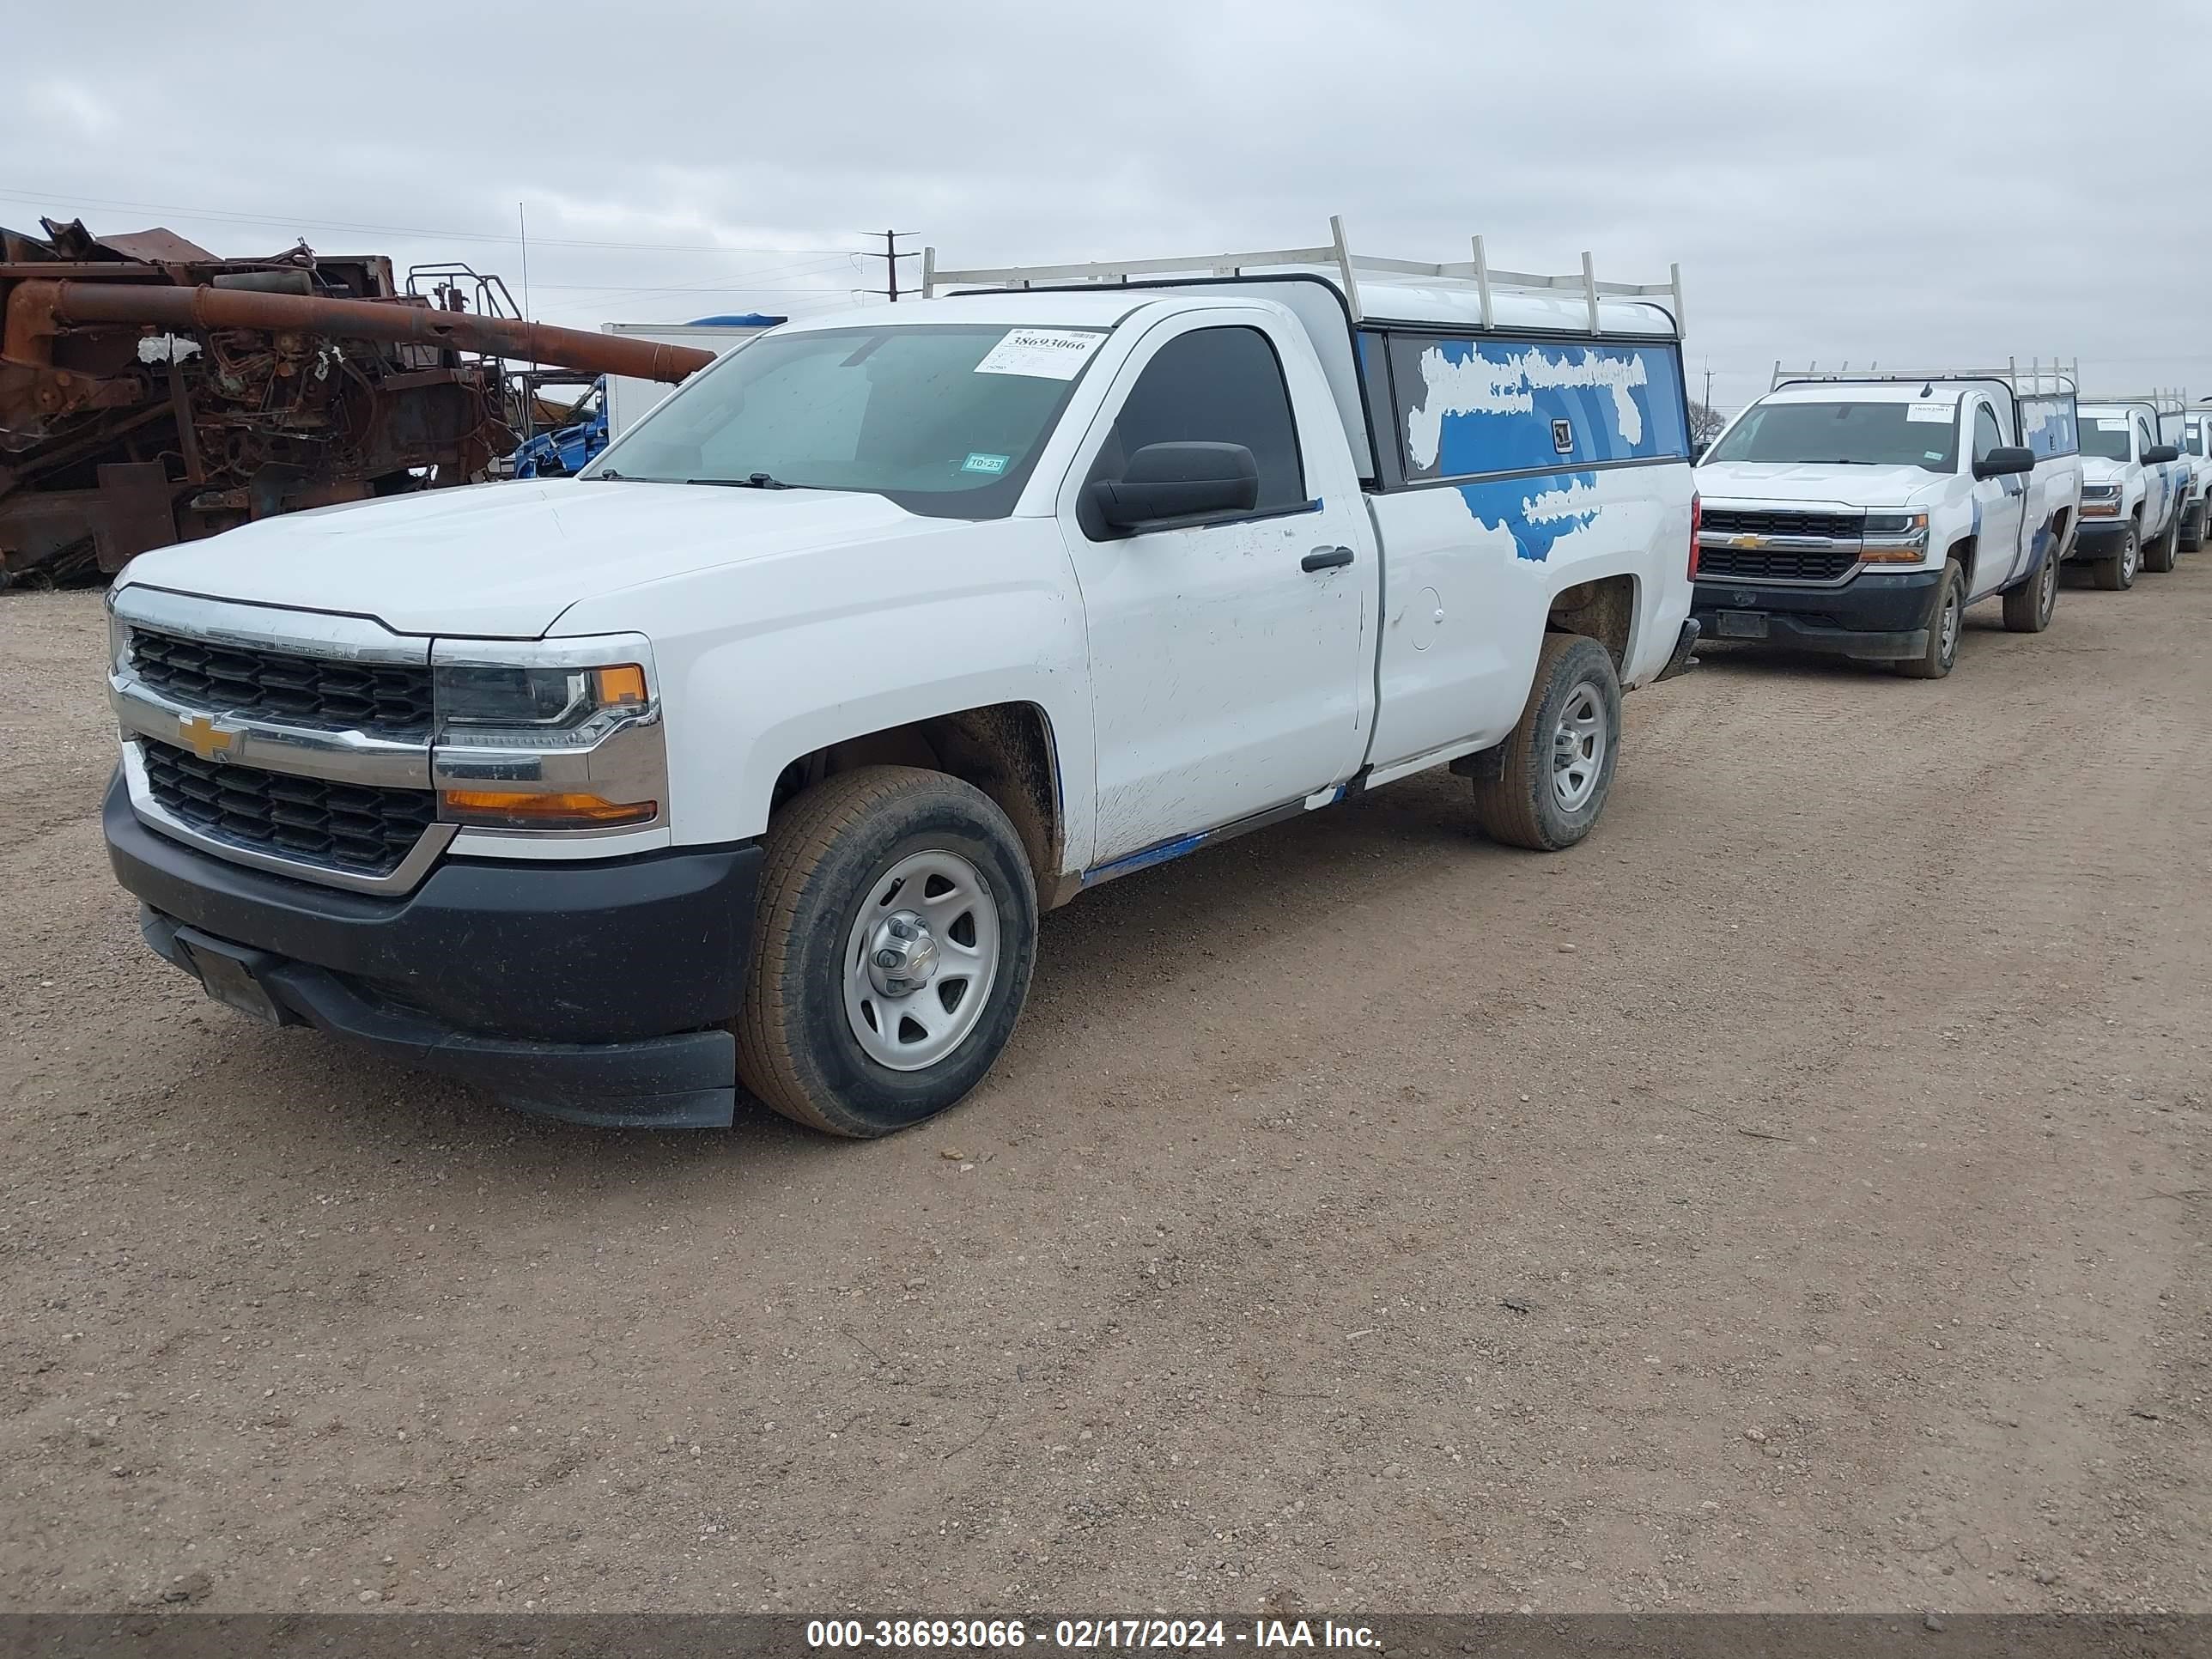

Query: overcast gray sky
left=7, top=0, right=2208, bottom=414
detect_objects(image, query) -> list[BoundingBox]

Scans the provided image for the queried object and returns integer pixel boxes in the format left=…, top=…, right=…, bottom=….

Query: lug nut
left=875, top=949, right=901, bottom=969
left=889, top=918, right=917, bottom=940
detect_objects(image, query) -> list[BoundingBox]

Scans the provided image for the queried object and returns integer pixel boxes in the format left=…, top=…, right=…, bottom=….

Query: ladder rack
left=922, top=216, right=1685, bottom=335
left=2083, top=386, right=2186, bottom=415
left=1773, top=360, right=2079, bottom=396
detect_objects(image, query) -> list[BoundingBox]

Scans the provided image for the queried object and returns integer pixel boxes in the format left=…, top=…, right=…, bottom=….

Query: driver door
left=1057, top=313, right=1375, bottom=868
left=1969, top=398, right=2027, bottom=597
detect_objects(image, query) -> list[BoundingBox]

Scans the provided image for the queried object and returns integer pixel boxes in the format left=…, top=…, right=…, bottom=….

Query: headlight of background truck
left=431, top=635, right=668, bottom=832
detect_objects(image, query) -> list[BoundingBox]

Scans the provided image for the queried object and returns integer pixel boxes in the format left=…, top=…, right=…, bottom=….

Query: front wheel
left=2092, top=525, right=2140, bottom=591
left=736, top=766, right=1037, bottom=1137
left=1468, top=632, right=1622, bottom=851
left=2144, top=511, right=2179, bottom=574
left=2001, top=549, right=2059, bottom=634
left=1895, top=559, right=1965, bottom=679
left=2180, top=502, right=2206, bottom=553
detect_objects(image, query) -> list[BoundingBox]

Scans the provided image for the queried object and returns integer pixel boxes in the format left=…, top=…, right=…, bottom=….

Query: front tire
left=2180, top=502, right=2205, bottom=553
left=1468, top=632, right=1622, bottom=851
left=2002, top=547, right=2059, bottom=634
left=1895, top=558, right=1965, bottom=679
left=736, top=766, right=1037, bottom=1138
left=2093, top=523, right=2141, bottom=590
left=2144, top=510, right=2179, bottom=574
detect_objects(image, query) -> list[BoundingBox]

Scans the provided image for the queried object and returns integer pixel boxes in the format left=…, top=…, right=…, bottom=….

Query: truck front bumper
left=1690, top=569, right=1942, bottom=661
left=104, top=773, right=758, bottom=1128
left=2069, top=520, right=2130, bottom=559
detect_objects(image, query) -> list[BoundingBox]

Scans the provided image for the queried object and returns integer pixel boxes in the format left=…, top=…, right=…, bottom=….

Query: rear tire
left=2091, top=524, right=2140, bottom=591
left=1468, top=633, right=1621, bottom=852
left=2181, top=502, right=2206, bottom=553
left=2001, top=547, right=2059, bottom=634
left=2144, top=511, right=2179, bottom=574
left=735, top=765, right=1037, bottom=1138
left=1894, top=559, right=1965, bottom=679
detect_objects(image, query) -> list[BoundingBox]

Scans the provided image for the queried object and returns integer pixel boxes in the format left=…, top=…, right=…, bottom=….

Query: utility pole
left=860, top=230, right=921, bottom=302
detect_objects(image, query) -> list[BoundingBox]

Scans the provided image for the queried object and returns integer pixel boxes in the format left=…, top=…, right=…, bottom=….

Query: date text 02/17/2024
left=803, top=1618, right=1381, bottom=1650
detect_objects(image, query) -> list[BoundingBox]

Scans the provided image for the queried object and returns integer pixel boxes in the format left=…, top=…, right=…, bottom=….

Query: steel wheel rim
left=1938, top=587, right=1961, bottom=662
left=2039, top=556, right=2057, bottom=621
left=842, top=848, right=1000, bottom=1072
left=2124, top=536, right=2139, bottom=580
left=1550, top=682, right=1607, bottom=812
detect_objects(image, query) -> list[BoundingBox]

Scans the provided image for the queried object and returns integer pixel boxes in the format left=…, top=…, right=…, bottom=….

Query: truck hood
left=2078, top=457, right=2130, bottom=488
left=1694, top=460, right=1950, bottom=508
left=116, top=479, right=956, bottom=638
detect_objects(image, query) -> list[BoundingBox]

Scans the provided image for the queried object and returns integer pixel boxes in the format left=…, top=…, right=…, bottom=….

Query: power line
left=0, top=185, right=843, bottom=256
left=858, top=230, right=922, bottom=302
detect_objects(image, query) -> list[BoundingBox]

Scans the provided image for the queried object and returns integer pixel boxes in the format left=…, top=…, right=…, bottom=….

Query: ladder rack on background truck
left=922, top=215, right=1686, bottom=336
left=2083, top=387, right=2187, bottom=413
left=1773, top=360, right=2080, bottom=395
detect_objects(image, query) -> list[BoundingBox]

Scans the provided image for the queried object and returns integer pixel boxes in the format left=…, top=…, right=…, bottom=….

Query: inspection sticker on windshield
left=2097, top=417, right=2129, bottom=431
left=1906, top=403, right=1957, bottom=423
left=975, top=328, right=1103, bottom=380
left=961, top=452, right=1009, bottom=475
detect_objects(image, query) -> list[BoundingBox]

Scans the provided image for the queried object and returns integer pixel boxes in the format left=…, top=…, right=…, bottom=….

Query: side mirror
left=1088, top=441, right=1258, bottom=532
left=1972, top=445, right=2036, bottom=480
left=2146, top=443, right=2180, bottom=464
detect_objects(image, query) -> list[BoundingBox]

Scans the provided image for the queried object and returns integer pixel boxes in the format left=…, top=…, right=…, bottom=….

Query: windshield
left=2078, top=420, right=2133, bottom=462
left=585, top=323, right=1105, bottom=517
left=1705, top=400, right=1958, bottom=471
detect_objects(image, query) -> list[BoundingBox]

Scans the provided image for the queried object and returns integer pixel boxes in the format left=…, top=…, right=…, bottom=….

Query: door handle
left=1302, top=545, right=1355, bottom=573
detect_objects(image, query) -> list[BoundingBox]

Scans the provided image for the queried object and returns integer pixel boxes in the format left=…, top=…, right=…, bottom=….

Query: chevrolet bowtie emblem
left=179, top=714, right=235, bottom=762
left=1729, top=533, right=1763, bottom=549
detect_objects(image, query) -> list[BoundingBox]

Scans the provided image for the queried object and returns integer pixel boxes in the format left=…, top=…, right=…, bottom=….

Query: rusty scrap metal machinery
left=0, top=218, right=715, bottom=586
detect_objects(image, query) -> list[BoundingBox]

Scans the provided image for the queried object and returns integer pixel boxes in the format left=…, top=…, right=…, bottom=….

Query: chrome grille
left=142, top=740, right=436, bottom=878
left=129, top=628, right=435, bottom=738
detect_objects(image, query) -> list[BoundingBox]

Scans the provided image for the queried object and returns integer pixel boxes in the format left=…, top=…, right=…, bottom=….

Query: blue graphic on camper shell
left=1391, top=336, right=1690, bottom=480
left=2020, top=395, right=2079, bottom=459
left=1457, top=469, right=1603, bottom=562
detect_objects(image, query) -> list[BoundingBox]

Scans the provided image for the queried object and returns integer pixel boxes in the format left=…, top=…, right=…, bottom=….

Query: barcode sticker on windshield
left=2097, top=417, right=2129, bottom=431
left=975, top=329, right=1104, bottom=380
left=1906, top=404, right=1956, bottom=423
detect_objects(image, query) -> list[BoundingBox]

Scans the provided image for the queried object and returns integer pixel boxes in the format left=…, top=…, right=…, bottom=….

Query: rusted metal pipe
left=6, top=278, right=719, bottom=383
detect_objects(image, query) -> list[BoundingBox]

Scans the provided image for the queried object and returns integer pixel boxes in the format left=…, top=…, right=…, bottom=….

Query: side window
left=1095, top=326, right=1306, bottom=515
left=1972, top=404, right=2003, bottom=465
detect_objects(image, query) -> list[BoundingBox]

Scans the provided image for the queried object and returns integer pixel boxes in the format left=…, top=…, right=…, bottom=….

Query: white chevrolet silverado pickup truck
left=1693, top=366, right=2083, bottom=676
left=100, top=226, right=1699, bottom=1136
left=2070, top=395, right=2188, bottom=584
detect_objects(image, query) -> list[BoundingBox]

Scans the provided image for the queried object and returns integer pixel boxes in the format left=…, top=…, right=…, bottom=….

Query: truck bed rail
left=924, top=215, right=1685, bottom=335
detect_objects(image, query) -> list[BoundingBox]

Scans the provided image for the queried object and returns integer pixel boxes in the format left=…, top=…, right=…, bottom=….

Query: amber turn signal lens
left=1858, top=547, right=1928, bottom=564
left=441, top=789, right=657, bottom=829
left=592, top=665, right=648, bottom=707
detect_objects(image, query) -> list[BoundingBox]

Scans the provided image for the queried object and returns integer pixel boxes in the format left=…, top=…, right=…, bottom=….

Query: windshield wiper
left=685, top=472, right=792, bottom=489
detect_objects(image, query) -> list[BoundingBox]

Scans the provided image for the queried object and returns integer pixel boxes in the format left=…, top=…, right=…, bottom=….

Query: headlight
left=1859, top=512, right=1929, bottom=562
left=430, top=636, right=666, bottom=832
left=1861, top=512, right=1929, bottom=537
left=434, top=663, right=648, bottom=735
left=2081, top=483, right=2121, bottom=499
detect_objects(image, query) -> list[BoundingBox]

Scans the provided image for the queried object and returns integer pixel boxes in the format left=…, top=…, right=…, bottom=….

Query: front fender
left=552, top=519, right=1098, bottom=867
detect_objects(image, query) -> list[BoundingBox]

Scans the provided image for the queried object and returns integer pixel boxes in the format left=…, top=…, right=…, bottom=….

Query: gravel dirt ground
left=0, top=569, right=2205, bottom=1617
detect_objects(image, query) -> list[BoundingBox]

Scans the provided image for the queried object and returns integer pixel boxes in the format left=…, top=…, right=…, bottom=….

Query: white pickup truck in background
left=2167, top=399, right=2208, bottom=551
left=99, top=223, right=1701, bottom=1138
left=2071, top=395, right=2187, bottom=584
left=1692, top=367, right=2083, bottom=678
